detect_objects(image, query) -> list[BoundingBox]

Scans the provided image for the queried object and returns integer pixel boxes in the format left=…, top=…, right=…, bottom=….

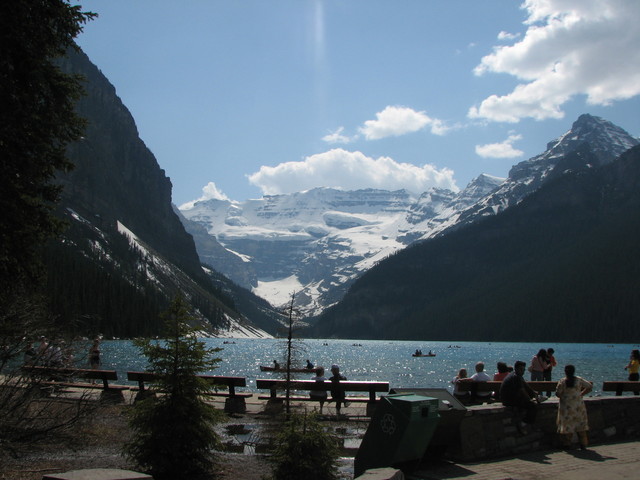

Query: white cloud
left=201, top=181, right=230, bottom=201
left=475, top=134, right=524, bottom=159
left=469, top=0, right=640, bottom=122
left=179, top=181, right=230, bottom=209
left=359, top=106, right=448, bottom=140
left=322, top=127, right=357, bottom=144
left=497, top=31, right=520, bottom=41
left=247, top=148, right=458, bottom=195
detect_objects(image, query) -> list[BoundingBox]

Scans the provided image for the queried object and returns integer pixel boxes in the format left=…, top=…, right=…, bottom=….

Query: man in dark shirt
left=500, top=360, right=539, bottom=428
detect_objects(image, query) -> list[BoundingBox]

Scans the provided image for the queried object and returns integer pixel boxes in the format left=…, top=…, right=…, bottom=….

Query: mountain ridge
left=47, top=48, right=281, bottom=338
left=180, top=114, right=638, bottom=318
left=310, top=144, right=640, bottom=342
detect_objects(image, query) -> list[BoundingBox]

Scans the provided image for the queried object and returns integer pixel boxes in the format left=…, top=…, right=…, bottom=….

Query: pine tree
left=124, top=295, right=223, bottom=479
left=268, top=412, right=341, bottom=480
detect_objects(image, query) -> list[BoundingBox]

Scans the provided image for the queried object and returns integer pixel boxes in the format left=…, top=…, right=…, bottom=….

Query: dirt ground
left=0, top=399, right=359, bottom=480
left=0, top=403, right=272, bottom=480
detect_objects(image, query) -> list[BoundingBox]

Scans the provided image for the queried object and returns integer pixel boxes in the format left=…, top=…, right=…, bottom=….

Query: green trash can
left=354, top=393, right=439, bottom=477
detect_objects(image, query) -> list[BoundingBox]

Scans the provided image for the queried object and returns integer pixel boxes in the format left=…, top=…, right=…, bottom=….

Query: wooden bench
left=602, top=381, right=640, bottom=396
left=256, top=378, right=389, bottom=416
left=22, top=366, right=128, bottom=402
left=126, top=371, right=252, bottom=413
left=456, top=380, right=560, bottom=401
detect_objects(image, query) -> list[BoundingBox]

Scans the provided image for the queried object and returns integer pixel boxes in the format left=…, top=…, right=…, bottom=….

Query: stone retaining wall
left=428, top=396, right=640, bottom=461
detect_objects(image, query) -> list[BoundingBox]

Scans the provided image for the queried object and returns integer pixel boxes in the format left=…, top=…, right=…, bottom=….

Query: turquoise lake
left=97, top=338, right=637, bottom=396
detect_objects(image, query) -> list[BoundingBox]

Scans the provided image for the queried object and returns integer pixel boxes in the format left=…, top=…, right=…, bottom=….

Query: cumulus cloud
left=359, top=106, right=448, bottom=139
left=497, top=31, right=520, bottom=41
left=322, top=127, right=357, bottom=144
left=247, top=148, right=458, bottom=195
left=475, top=134, right=524, bottom=158
left=179, top=181, right=230, bottom=209
left=469, top=0, right=640, bottom=122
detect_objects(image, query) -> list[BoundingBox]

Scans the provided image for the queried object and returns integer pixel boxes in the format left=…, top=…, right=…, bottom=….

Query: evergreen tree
left=268, top=412, right=340, bottom=480
left=0, top=1, right=95, bottom=297
left=124, top=296, right=223, bottom=479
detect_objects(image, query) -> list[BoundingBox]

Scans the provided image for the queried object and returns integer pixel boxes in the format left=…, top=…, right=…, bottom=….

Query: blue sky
left=76, top=0, right=640, bottom=206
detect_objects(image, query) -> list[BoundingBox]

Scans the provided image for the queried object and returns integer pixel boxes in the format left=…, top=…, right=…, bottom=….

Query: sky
left=75, top=0, right=640, bottom=207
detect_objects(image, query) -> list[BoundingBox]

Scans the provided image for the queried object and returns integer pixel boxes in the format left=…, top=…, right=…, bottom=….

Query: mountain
left=440, top=114, right=639, bottom=235
left=180, top=115, right=637, bottom=319
left=47, top=48, right=281, bottom=338
left=311, top=144, right=640, bottom=342
left=180, top=179, right=502, bottom=316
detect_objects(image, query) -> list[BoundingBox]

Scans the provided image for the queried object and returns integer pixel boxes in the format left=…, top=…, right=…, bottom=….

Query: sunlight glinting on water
left=98, top=338, right=640, bottom=396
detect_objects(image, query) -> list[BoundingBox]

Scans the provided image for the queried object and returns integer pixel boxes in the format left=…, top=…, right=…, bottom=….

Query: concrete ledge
left=355, top=467, right=404, bottom=480
left=42, top=468, right=152, bottom=480
left=428, top=396, right=640, bottom=462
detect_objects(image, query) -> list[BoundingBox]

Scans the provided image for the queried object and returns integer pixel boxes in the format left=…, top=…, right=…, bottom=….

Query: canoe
left=412, top=353, right=436, bottom=357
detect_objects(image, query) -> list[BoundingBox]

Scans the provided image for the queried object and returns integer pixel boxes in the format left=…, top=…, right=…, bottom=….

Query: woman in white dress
left=556, top=364, right=592, bottom=449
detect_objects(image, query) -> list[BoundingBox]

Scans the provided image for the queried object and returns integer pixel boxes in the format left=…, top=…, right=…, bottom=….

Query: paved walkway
left=409, top=440, right=640, bottom=480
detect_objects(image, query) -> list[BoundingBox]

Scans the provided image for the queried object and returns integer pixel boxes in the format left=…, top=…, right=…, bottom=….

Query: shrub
left=268, top=412, right=341, bottom=480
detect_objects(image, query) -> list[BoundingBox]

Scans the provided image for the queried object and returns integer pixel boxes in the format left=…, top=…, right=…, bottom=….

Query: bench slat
left=126, top=371, right=248, bottom=397
left=23, top=366, right=119, bottom=389
left=602, top=381, right=640, bottom=395
left=256, top=378, right=389, bottom=403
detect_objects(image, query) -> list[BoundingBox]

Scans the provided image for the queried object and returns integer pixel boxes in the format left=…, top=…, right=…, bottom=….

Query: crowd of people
left=450, top=347, right=620, bottom=450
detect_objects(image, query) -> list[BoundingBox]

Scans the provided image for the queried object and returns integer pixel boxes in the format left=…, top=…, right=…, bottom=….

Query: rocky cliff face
left=49, top=48, right=280, bottom=337
left=58, top=49, right=205, bottom=280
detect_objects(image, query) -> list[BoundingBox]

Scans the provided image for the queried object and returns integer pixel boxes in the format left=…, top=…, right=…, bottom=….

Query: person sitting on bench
left=500, top=360, right=539, bottom=432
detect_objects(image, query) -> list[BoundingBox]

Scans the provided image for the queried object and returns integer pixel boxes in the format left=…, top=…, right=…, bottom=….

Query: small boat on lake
left=412, top=349, right=436, bottom=357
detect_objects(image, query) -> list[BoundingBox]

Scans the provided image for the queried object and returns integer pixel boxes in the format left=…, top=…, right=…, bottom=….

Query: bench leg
left=366, top=401, right=378, bottom=417
left=264, top=398, right=284, bottom=415
left=225, top=397, right=247, bottom=414
left=100, top=389, right=125, bottom=404
left=134, top=389, right=156, bottom=403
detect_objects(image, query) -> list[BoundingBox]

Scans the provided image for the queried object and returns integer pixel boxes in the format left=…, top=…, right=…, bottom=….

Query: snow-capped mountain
left=181, top=114, right=637, bottom=317
left=180, top=179, right=503, bottom=315
left=440, top=114, right=640, bottom=234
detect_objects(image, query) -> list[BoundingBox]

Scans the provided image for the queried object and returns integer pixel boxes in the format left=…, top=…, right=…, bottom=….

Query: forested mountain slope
left=311, top=145, right=640, bottom=342
left=44, top=48, right=281, bottom=337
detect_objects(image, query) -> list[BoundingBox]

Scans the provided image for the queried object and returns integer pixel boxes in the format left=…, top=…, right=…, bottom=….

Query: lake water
left=97, top=338, right=637, bottom=396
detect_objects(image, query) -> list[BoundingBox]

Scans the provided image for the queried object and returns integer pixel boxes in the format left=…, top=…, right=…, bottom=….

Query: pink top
left=531, top=355, right=549, bottom=372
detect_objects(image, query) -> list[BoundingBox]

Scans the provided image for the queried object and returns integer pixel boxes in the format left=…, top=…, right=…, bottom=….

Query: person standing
left=530, top=349, right=549, bottom=381
left=556, top=364, right=592, bottom=449
left=89, top=338, right=101, bottom=369
left=329, top=364, right=348, bottom=416
left=543, top=348, right=557, bottom=396
left=624, top=349, right=640, bottom=395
